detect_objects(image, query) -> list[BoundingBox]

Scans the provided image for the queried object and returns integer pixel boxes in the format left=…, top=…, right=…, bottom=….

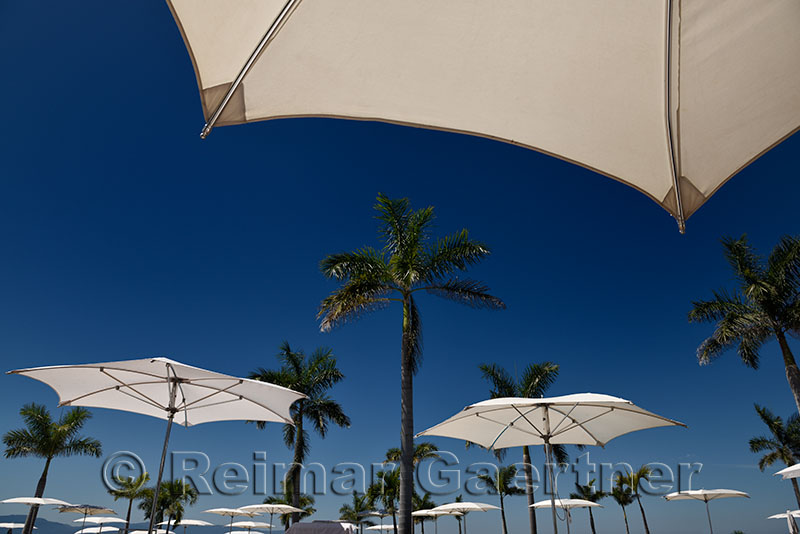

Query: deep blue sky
left=1, top=2, right=799, bottom=534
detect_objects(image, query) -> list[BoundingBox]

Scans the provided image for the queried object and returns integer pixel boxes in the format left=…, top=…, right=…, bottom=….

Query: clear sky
left=1, top=2, right=799, bottom=534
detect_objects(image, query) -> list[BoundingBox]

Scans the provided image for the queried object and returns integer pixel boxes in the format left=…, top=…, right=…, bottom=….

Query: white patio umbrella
left=158, top=518, right=212, bottom=534
left=130, top=530, right=175, bottom=534
left=239, top=504, right=304, bottom=534
left=60, top=506, right=117, bottom=531
left=166, top=0, right=800, bottom=232
left=230, top=522, right=272, bottom=532
left=411, top=510, right=460, bottom=534
left=1, top=497, right=72, bottom=534
left=429, top=503, right=497, bottom=534
left=665, top=489, right=749, bottom=534
left=76, top=519, right=125, bottom=525
left=777, top=465, right=800, bottom=479
left=8, top=358, right=304, bottom=534
left=75, top=527, right=119, bottom=534
left=417, top=393, right=684, bottom=534
left=0, top=525, right=35, bottom=530
left=229, top=531, right=264, bottom=534
left=769, top=511, right=800, bottom=534
left=365, top=526, right=394, bottom=531
left=530, top=499, right=601, bottom=534
left=204, top=508, right=261, bottom=534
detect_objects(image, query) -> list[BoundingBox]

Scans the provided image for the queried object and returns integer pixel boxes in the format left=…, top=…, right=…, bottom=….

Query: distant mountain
left=0, top=516, right=284, bottom=534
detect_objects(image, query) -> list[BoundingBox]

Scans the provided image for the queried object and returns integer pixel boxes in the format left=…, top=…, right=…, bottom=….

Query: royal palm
left=749, top=404, right=800, bottom=507
left=477, top=465, right=525, bottom=534
left=689, top=235, right=800, bottom=412
left=569, top=479, right=607, bottom=534
left=2, top=403, right=102, bottom=534
left=340, top=491, right=373, bottom=534
left=108, top=473, right=150, bottom=534
left=611, top=477, right=634, bottom=534
left=320, top=194, right=504, bottom=534
left=250, top=342, right=350, bottom=525
left=479, top=362, right=560, bottom=534
left=138, top=479, right=198, bottom=532
left=619, top=466, right=652, bottom=534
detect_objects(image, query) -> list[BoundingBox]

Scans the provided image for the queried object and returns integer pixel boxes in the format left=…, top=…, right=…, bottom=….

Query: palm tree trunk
left=392, top=511, right=398, bottom=534
left=588, top=508, right=596, bottom=534
left=420, top=519, right=424, bottom=534
left=22, top=457, right=51, bottom=534
left=398, top=296, right=414, bottom=534
left=621, top=507, right=630, bottom=534
left=792, top=478, right=800, bottom=510
left=499, top=494, right=507, bottom=534
left=291, top=415, right=304, bottom=525
left=635, top=494, right=651, bottom=534
left=522, top=446, right=537, bottom=534
left=777, top=332, right=800, bottom=414
left=124, top=498, right=134, bottom=534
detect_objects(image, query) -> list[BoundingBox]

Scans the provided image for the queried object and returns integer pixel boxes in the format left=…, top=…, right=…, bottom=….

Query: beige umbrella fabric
left=167, top=0, right=800, bottom=231
left=665, top=489, right=749, bottom=534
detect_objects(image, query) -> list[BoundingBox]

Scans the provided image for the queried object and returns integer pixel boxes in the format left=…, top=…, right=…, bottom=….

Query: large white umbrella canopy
left=130, top=530, right=175, bottom=534
left=769, top=511, right=800, bottom=534
left=230, top=522, right=272, bottom=530
left=75, top=527, right=119, bottom=534
left=8, top=358, right=303, bottom=534
left=74, top=519, right=125, bottom=525
left=167, top=0, right=800, bottom=231
left=429, top=503, right=497, bottom=534
left=204, top=509, right=261, bottom=534
left=777, top=465, right=800, bottom=480
left=61, top=507, right=117, bottom=532
left=1, top=498, right=71, bottom=506
left=411, top=510, right=461, bottom=534
left=157, top=520, right=212, bottom=534
left=418, top=394, right=684, bottom=534
left=365, top=527, right=394, bottom=531
left=530, top=499, right=601, bottom=534
left=665, top=489, right=749, bottom=534
left=0, top=525, right=35, bottom=530
left=239, top=504, right=303, bottom=534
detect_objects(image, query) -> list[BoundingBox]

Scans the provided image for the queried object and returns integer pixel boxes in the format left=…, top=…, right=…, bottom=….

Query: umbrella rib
left=103, top=369, right=170, bottom=411
left=548, top=403, right=579, bottom=435
left=481, top=412, right=545, bottom=449
left=546, top=406, right=605, bottom=445
left=511, top=405, right=545, bottom=436
left=180, top=380, right=244, bottom=409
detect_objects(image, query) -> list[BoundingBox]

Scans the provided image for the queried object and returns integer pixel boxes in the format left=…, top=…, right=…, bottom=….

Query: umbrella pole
left=147, top=380, right=179, bottom=534
left=704, top=500, right=713, bottom=534
left=543, top=405, right=558, bottom=534
left=269, top=513, right=274, bottom=534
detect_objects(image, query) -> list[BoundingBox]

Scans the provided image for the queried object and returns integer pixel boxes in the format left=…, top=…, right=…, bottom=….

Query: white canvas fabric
left=167, top=0, right=800, bottom=229
left=1, top=498, right=71, bottom=506
left=416, top=393, right=684, bottom=448
left=530, top=499, right=601, bottom=510
left=664, top=489, right=749, bottom=502
left=777, top=464, right=800, bottom=479
left=8, top=357, right=304, bottom=427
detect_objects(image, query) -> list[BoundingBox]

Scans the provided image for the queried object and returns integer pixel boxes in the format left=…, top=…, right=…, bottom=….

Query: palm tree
left=340, top=491, right=373, bottom=534
left=265, top=485, right=316, bottom=528
left=367, top=469, right=401, bottom=534
left=610, top=477, right=634, bottom=534
left=385, top=442, right=440, bottom=465
left=619, top=465, right=652, bottom=534
left=689, top=235, right=800, bottom=412
left=2, top=403, right=102, bottom=534
left=250, top=342, right=350, bottom=525
left=412, top=492, right=437, bottom=534
left=108, top=473, right=150, bottom=534
left=478, top=362, right=560, bottom=534
left=749, top=404, right=800, bottom=507
left=137, top=479, right=198, bottom=532
left=569, top=479, right=608, bottom=534
left=477, top=465, right=525, bottom=534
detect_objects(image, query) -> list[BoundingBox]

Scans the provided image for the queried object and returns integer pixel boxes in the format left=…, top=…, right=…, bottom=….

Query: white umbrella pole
left=543, top=406, right=558, bottom=534
left=704, top=500, right=713, bottom=534
left=147, top=380, right=179, bottom=534
left=269, top=513, right=274, bottom=534
left=565, top=510, right=570, bottom=534
left=463, top=514, right=467, bottom=534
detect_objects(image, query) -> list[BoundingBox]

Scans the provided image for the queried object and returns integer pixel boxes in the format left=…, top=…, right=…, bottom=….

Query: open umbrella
left=410, top=510, right=460, bottom=534
left=9, top=358, right=304, bottom=534
left=365, top=527, right=394, bottom=531
left=76, top=519, right=125, bottom=525
left=60, top=506, right=116, bottom=531
left=665, top=489, right=749, bottom=534
left=1, top=498, right=72, bottom=534
left=239, top=504, right=304, bottom=534
left=429, top=503, right=497, bottom=534
left=769, top=511, right=800, bottom=534
left=75, top=527, right=119, bottom=534
left=158, top=519, right=212, bottom=534
left=417, top=393, right=684, bottom=534
left=777, top=465, right=800, bottom=479
left=204, top=508, right=261, bottom=534
left=0, top=525, right=35, bottom=530
left=166, top=0, right=800, bottom=231
left=130, top=530, right=175, bottom=534
left=230, top=522, right=271, bottom=532
left=530, top=499, right=602, bottom=534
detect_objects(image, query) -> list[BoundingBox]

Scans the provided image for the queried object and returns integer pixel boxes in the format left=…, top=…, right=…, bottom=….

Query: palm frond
left=478, top=364, right=516, bottom=398
left=321, top=248, right=390, bottom=281
left=423, top=279, right=505, bottom=310
left=422, top=230, right=491, bottom=281
left=722, top=235, right=765, bottom=288
left=318, top=279, right=394, bottom=332
left=519, top=362, right=559, bottom=398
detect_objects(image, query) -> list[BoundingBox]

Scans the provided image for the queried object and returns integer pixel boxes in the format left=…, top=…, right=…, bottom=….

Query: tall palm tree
left=137, top=479, right=198, bottom=531
left=108, top=473, right=150, bottom=534
left=477, top=465, right=525, bottom=534
left=367, top=469, right=401, bottom=534
left=569, top=479, right=608, bottom=534
left=385, top=442, right=440, bottom=465
left=689, top=235, right=800, bottom=412
left=478, top=362, right=560, bottom=534
left=610, top=477, right=634, bottom=534
left=319, top=193, right=505, bottom=534
left=265, top=485, right=316, bottom=528
left=250, top=342, right=350, bottom=525
left=412, top=492, right=437, bottom=534
left=2, top=403, right=102, bottom=534
left=619, top=465, right=652, bottom=534
left=750, top=404, right=800, bottom=507
left=340, top=491, right=373, bottom=534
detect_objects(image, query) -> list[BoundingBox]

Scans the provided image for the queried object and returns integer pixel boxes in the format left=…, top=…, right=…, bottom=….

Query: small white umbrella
left=769, top=511, right=800, bottom=534
left=365, top=527, right=394, bottom=531
left=411, top=510, right=461, bottom=534
left=158, top=519, right=212, bottom=534
left=530, top=499, right=601, bottom=534
left=0, top=525, right=35, bottom=530
left=777, top=465, right=800, bottom=479
left=204, top=508, right=261, bottom=534
left=430, top=503, right=497, bottom=534
left=61, top=507, right=117, bottom=532
left=418, top=393, right=684, bottom=534
left=9, top=358, right=304, bottom=534
left=230, top=522, right=272, bottom=531
left=239, top=504, right=304, bottom=534
left=76, top=519, right=125, bottom=525
left=1, top=497, right=72, bottom=534
left=665, top=489, right=749, bottom=534
left=75, top=527, right=119, bottom=534
left=229, top=531, right=264, bottom=534
left=130, top=530, right=175, bottom=534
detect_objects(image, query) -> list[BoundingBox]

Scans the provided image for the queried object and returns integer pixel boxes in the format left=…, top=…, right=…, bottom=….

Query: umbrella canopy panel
left=665, top=489, right=749, bottom=502
left=168, top=0, right=800, bottom=228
